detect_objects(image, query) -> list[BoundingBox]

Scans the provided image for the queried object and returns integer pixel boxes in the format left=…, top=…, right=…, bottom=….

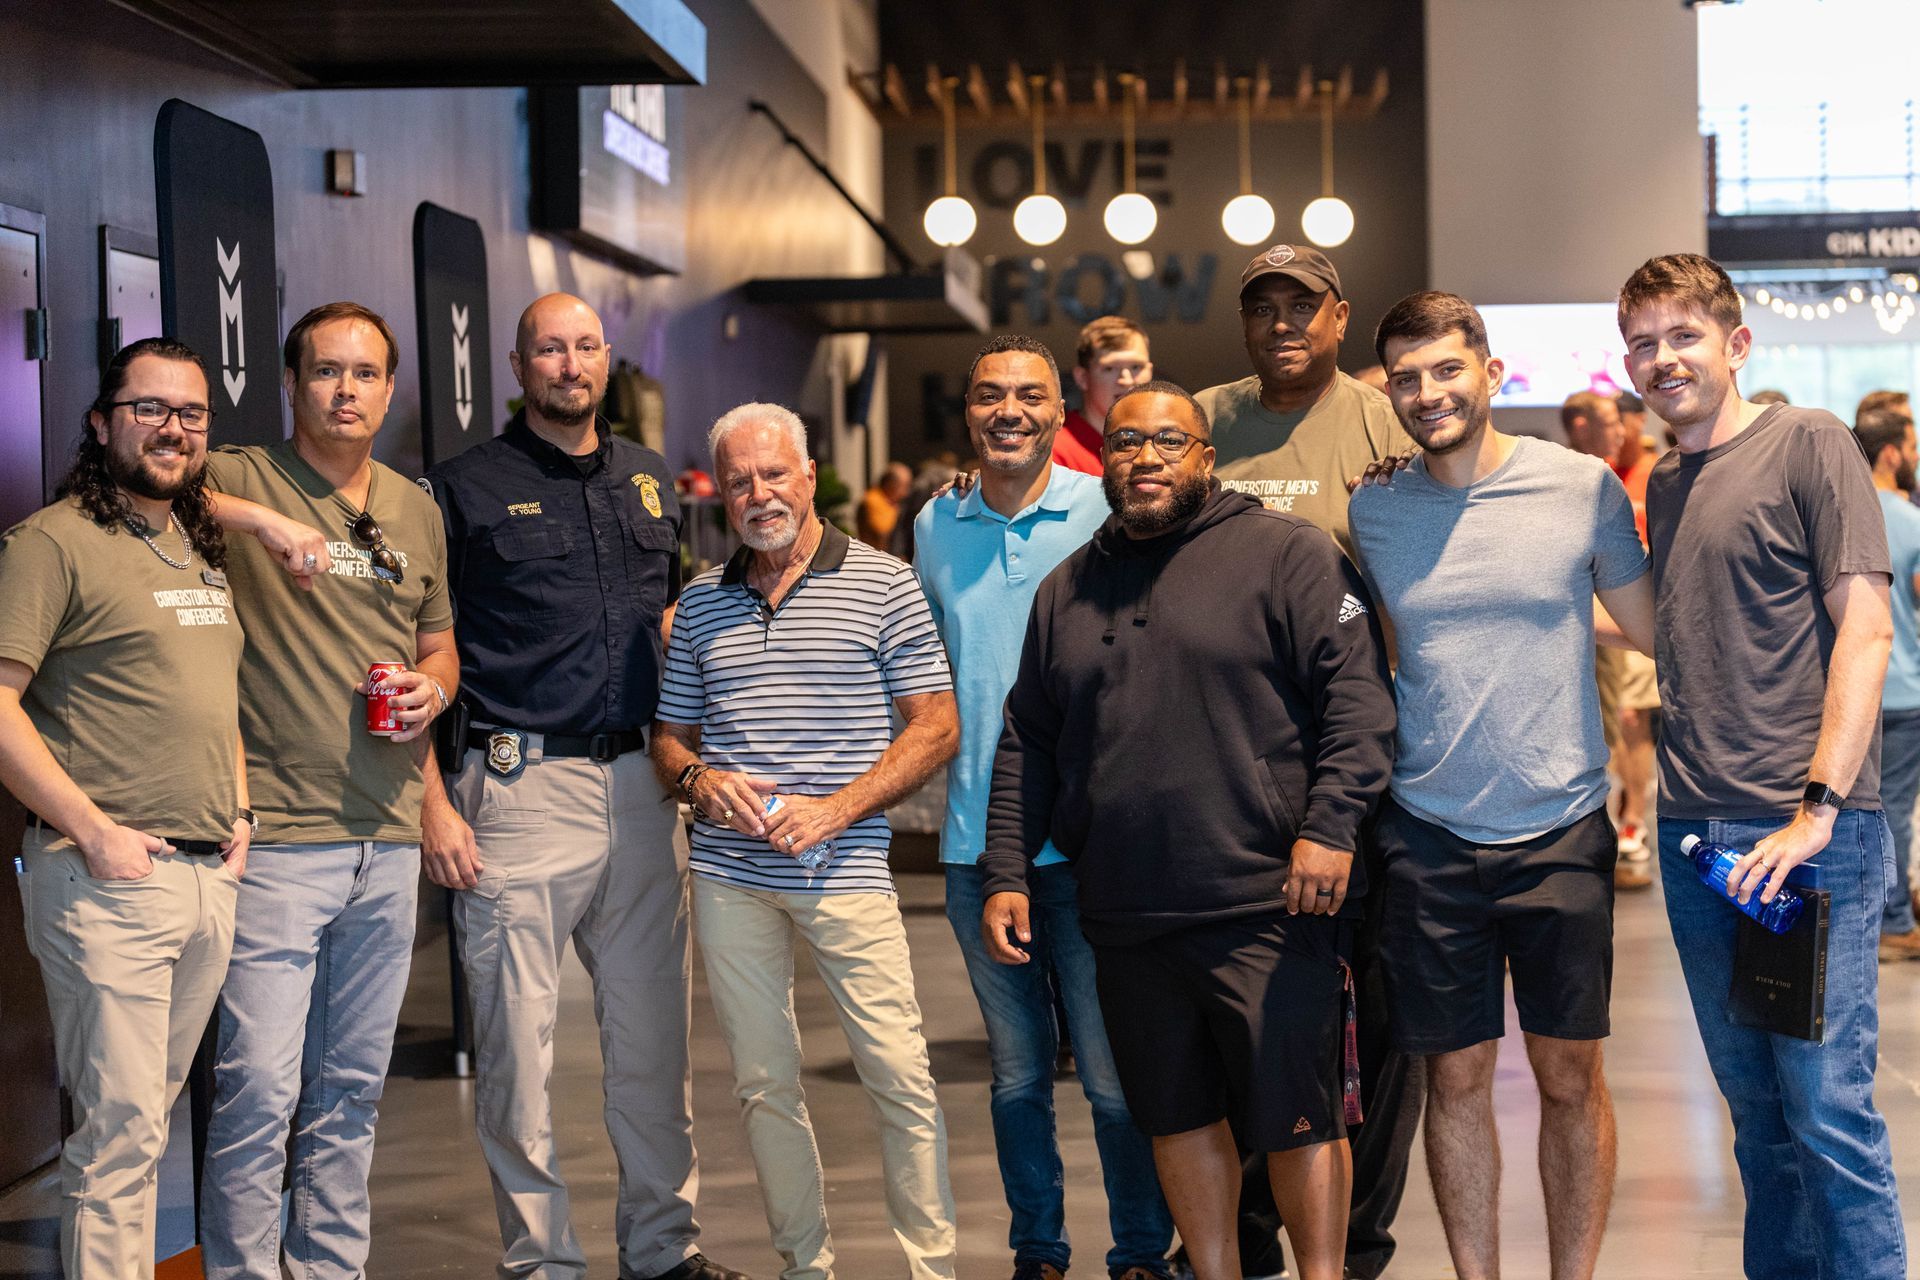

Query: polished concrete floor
left=4, top=860, right=1920, bottom=1279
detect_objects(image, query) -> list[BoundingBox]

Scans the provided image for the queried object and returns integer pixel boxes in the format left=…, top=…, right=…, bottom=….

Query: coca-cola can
left=366, top=661, right=407, bottom=736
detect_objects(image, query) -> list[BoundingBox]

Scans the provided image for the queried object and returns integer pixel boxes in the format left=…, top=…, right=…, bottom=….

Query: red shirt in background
left=1052, top=410, right=1104, bottom=476
left=1615, top=453, right=1654, bottom=546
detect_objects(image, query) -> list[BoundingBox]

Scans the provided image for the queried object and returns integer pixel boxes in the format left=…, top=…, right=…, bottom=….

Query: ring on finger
left=302, top=553, right=317, bottom=569
left=721, top=807, right=734, bottom=822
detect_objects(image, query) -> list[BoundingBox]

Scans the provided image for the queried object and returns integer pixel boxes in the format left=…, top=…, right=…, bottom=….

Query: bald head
left=510, top=293, right=609, bottom=430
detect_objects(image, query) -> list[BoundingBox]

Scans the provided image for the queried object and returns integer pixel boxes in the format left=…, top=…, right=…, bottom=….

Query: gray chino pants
left=449, top=744, right=698, bottom=1280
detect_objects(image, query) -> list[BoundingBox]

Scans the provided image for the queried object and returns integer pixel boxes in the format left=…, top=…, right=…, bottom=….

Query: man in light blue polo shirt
left=916, top=334, right=1174, bottom=1280
left=1855, top=404, right=1920, bottom=960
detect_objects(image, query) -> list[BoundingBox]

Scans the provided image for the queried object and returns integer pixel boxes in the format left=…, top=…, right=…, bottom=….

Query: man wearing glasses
left=0, top=338, right=248, bottom=1276
left=982, top=382, right=1395, bottom=1280
left=198, top=302, right=459, bottom=1280
left=418, top=294, right=750, bottom=1280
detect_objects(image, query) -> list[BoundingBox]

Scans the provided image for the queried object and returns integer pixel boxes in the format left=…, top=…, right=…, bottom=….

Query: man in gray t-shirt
left=1624, top=253, right=1903, bottom=1280
left=1349, top=292, right=1654, bottom=1280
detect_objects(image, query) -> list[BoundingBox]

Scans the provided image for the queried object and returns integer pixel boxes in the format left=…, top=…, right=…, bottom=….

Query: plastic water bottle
left=1680, top=834, right=1806, bottom=934
left=763, top=795, right=834, bottom=870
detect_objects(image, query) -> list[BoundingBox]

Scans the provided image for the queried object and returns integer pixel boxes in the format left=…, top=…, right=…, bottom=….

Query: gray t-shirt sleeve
left=1792, top=418, right=1893, bottom=591
left=1592, top=467, right=1650, bottom=592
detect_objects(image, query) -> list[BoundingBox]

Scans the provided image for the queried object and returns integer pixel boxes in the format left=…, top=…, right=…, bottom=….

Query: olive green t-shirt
left=207, top=443, right=453, bottom=844
left=0, top=499, right=244, bottom=841
left=1197, top=370, right=1414, bottom=561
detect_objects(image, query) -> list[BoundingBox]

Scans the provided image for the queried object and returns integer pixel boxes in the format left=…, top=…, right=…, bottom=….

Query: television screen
left=1478, top=303, right=1630, bottom=407
left=531, top=84, right=687, bottom=275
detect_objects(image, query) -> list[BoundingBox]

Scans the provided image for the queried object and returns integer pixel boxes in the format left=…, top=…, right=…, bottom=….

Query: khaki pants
left=450, top=747, right=698, bottom=1280
left=692, top=876, right=957, bottom=1280
left=20, top=825, right=237, bottom=1279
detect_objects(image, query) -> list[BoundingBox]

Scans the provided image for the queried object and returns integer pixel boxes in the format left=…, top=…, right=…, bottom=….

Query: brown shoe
left=1614, top=858, right=1653, bottom=890
left=1011, top=1263, right=1066, bottom=1280
left=1879, top=929, right=1920, bottom=963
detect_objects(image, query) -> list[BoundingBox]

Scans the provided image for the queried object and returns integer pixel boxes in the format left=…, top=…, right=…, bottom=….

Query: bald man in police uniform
left=421, top=294, right=750, bottom=1280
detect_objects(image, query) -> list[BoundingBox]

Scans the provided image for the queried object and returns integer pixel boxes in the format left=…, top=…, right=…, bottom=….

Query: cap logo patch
left=1264, top=245, right=1297, bottom=266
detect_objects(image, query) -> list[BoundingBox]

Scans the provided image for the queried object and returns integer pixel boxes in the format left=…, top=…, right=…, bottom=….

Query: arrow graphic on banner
left=215, top=237, right=246, bottom=405
left=451, top=303, right=473, bottom=430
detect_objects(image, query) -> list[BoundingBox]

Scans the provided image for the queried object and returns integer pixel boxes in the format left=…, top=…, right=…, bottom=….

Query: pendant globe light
left=922, top=76, right=976, bottom=247
left=1300, top=78, right=1355, bottom=248
left=1013, top=74, right=1067, bottom=246
left=1103, top=72, right=1156, bottom=245
left=1221, top=77, right=1275, bottom=246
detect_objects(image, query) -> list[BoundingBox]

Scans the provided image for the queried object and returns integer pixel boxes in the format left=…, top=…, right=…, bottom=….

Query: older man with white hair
left=650, top=403, right=961, bottom=1280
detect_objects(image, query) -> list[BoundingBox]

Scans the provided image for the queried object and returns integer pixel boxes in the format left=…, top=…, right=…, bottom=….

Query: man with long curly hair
left=0, top=337, right=250, bottom=1277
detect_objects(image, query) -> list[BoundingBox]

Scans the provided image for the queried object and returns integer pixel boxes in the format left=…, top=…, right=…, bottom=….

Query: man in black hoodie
left=980, top=382, right=1395, bottom=1280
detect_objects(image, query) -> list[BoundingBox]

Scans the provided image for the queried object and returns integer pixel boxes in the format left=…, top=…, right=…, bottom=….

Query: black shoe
left=639, top=1254, right=756, bottom=1280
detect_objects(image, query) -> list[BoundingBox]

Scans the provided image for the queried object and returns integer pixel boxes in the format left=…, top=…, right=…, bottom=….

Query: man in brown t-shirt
left=0, top=338, right=249, bottom=1278
left=1192, top=245, right=1418, bottom=1280
left=198, top=303, right=458, bottom=1280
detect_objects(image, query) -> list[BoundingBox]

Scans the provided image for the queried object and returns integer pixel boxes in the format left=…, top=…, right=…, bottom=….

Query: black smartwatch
left=236, top=806, right=258, bottom=836
left=1802, top=781, right=1846, bottom=811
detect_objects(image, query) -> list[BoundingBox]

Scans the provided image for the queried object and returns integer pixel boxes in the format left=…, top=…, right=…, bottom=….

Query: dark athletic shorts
left=1377, top=797, right=1615, bottom=1055
left=1092, top=911, right=1350, bottom=1152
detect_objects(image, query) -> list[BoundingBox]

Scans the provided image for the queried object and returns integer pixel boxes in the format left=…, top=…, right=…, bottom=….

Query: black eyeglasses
left=109, top=399, right=214, bottom=432
left=1104, top=428, right=1209, bottom=461
left=347, top=511, right=404, bottom=583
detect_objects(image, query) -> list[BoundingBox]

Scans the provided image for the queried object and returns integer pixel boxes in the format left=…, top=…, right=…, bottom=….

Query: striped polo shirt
left=657, top=520, right=952, bottom=894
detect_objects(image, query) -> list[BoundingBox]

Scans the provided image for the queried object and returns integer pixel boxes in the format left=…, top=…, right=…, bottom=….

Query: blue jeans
left=944, top=863, right=1173, bottom=1273
left=201, top=841, right=421, bottom=1280
left=1879, top=708, right=1920, bottom=933
left=1658, top=809, right=1906, bottom=1280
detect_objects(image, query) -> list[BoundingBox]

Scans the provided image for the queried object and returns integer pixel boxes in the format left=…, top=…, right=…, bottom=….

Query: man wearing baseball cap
left=1193, top=246, right=1418, bottom=1280
left=1197, top=245, right=1411, bottom=562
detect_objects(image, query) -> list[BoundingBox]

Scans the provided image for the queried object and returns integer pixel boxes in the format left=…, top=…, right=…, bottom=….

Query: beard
left=107, top=436, right=200, bottom=502
left=1103, top=467, right=1211, bottom=537
left=1402, top=394, right=1490, bottom=457
left=738, top=500, right=801, bottom=552
left=529, top=381, right=600, bottom=427
left=1900, top=461, right=1917, bottom=493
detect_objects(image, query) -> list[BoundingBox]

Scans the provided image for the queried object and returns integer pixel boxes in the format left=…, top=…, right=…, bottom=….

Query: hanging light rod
left=851, top=62, right=1387, bottom=126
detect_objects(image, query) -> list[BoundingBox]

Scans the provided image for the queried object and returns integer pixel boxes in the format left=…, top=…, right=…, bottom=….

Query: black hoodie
left=981, top=481, right=1395, bottom=944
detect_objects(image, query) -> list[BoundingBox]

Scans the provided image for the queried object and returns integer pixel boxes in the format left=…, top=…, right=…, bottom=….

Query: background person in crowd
left=1623, top=252, right=1905, bottom=1280
left=650, top=402, right=960, bottom=1280
left=420, top=294, right=749, bottom=1280
left=982, top=382, right=1396, bottom=1280
left=1860, top=388, right=1910, bottom=419
left=1353, top=364, right=1390, bottom=394
left=1054, top=315, right=1154, bottom=476
left=1853, top=404, right=1920, bottom=963
left=1750, top=388, right=1790, bottom=406
left=916, top=335, right=1173, bottom=1280
left=1562, top=391, right=1655, bottom=888
left=1353, top=294, right=1652, bottom=1280
left=1193, top=243, right=1420, bottom=1280
left=199, top=302, right=458, bottom=1280
left=858, top=460, right=913, bottom=551
left=0, top=340, right=247, bottom=1279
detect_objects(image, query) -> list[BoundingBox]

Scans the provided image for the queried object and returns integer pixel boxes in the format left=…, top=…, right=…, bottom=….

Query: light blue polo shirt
left=1881, top=489, right=1920, bottom=711
left=915, top=465, right=1109, bottom=866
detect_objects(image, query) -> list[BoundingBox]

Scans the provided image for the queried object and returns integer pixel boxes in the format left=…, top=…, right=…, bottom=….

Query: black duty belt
left=465, top=727, right=646, bottom=763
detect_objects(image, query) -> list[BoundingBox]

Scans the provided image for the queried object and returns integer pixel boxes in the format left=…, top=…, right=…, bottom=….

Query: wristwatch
left=676, top=761, right=710, bottom=803
left=236, top=807, right=258, bottom=836
left=1802, top=781, right=1846, bottom=811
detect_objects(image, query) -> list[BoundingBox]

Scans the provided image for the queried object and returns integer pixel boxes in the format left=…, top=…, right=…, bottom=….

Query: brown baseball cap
left=1239, top=243, right=1342, bottom=298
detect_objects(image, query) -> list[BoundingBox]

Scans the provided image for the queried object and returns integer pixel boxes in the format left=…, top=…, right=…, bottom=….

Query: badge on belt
left=485, top=730, right=527, bottom=778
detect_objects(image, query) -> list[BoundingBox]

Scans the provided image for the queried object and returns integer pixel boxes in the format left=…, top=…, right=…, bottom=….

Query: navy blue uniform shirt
left=425, top=412, right=681, bottom=734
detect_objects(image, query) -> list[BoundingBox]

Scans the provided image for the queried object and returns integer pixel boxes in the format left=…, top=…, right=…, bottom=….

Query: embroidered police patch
left=486, top=730, right=526, bottom=778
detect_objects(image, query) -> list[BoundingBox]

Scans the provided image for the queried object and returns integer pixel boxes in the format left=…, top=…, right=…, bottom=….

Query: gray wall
left=0, top=0, right=870, bottom=487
